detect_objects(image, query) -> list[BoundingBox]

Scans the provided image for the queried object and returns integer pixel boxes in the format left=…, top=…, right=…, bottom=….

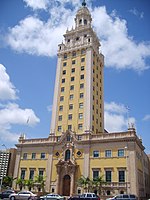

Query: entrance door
left=63, top=175, right=71, bottom=196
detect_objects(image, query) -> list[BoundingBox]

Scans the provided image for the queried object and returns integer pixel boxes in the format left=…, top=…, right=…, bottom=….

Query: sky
left=0, top=0, right=150, bottom=153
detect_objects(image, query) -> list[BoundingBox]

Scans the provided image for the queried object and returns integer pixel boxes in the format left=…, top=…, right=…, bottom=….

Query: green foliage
left=2, top=176, right=15, bottom=188
left=77, top=175, right=105, bottom=194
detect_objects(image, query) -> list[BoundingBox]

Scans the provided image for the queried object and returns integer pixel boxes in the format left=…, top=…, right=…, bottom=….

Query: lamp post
left=124, top=146, right=128, bottom=194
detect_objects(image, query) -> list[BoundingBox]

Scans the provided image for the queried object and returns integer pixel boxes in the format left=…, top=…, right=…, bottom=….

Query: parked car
left=0, top=190, right=16, bottom=199
left=9, top=191, right=38, bottom=200
left=69, top=193, right=100, bottom=200
left=40, top=194, right=64, bottom=200
left=106, top=194, right=138, bottom=200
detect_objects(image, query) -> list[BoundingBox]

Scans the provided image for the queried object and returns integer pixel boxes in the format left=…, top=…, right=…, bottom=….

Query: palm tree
left=2, top=176, right=14, bottom=188
left=25, top=179, right=34, bottom=191
left=16, top=178, right=25, bottom=191
left=92, top=176, right=105, bottom=195
left=34, top=175, right=45, bottom=193
left=77, top=175, right=91, bottom=192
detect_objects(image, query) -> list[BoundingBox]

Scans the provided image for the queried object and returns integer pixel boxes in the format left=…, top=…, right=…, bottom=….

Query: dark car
left=0, top=190, right=16, bottom=199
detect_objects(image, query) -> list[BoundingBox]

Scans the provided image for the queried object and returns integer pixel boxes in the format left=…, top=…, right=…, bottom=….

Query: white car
left=106, top=194, right=138, bottom=200
left=40, top=194, right=64, bottom=200
left=9, top=191, right=37, bottom=200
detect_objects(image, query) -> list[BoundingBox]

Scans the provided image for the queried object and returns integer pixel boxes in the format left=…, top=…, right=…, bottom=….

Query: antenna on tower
left=82, top=0, right=86, bottom=7
left=126, top=106, right=130, bottom=128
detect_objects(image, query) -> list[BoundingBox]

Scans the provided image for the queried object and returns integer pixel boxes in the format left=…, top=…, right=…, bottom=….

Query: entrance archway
left=62, top=175, right=71, bottom=196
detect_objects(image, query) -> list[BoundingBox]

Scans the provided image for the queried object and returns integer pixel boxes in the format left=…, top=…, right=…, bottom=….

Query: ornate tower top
left=82, top=0, right=86, bottom=7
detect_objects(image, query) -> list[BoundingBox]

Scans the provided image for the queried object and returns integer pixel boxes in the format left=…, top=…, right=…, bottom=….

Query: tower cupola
left=75, top=1, right=92, bottom=29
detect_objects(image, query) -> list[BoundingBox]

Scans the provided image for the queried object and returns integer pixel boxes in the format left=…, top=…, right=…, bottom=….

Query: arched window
left=65, top=149, right=70, bottom=161
left=84, top=19, right=87, bottom=25
left=79, top=19, right=82, bottom=24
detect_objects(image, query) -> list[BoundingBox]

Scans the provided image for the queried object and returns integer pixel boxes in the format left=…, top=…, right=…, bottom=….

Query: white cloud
left=143, top=114, right=150, bottom=121
left=92, top=6, right=150, bottom=72
left=0, top=103, right=40, bottom=126
left=7, top=14, right=73, bottom=57
left=0, top=64, right=40, bottom=146
left=129, top=8, right=144, bottom=19
left=5, top=3, right=150, bottom=72
left=0, top=103, right=40, bottom=144
left=23, top=0, right=49, bottom=10
left=105, top=101, right=127, bottom=114
left=0, top=64, right=18, bottom=100
left=104, top=102, right=136, bottom=132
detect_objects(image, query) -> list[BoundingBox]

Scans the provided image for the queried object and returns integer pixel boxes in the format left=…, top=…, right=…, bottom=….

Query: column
left=84, top=48, right=93, bottom=131
left=50, top=56, right=62, bottom=133
left=45, top=147, right=53, bottom=192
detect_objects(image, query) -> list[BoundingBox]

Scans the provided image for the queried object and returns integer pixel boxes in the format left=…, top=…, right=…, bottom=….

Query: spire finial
left=82, top=0, right=86, bottom=7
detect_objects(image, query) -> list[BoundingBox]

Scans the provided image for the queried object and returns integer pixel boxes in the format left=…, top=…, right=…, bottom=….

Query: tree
left=77, top=175, right=91, bottom=192
left=16, top=178, right=25, bottom=191
left=25, top=179, right=34, bottom=191
left=92, top=176, right=105, bottom=195
left=2, top=176, right=14, bottom=188
left=34, top=175, right=45, bottom=193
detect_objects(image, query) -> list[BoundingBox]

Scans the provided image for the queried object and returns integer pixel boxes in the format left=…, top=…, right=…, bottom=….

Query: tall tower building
left=50, top=1, right=104, bottom=135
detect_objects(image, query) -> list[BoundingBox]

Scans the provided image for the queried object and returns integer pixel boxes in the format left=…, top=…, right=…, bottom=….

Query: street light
left=124, top=146, right=128, bottom=194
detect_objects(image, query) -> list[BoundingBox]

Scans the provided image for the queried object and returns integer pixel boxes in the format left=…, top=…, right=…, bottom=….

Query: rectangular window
left=77, top=135, right=82, bottom=140
left=64, top=54, right=67, bottom=59
left=59, top=105, right=63, bottom=111
left=80, top=93, right=84, bottom=98
left=72, top=68, right=75, bottom=73
left=72, top=60, right=76, bottom=65
left=58, top=126, right=62, bottom=132
left=81, top=66, right=84, bottom=71
left=72, top=51, right=76, bottom=57
left=80, top=74, right=84, bottom=79
left=93, top=150, right=99, bottom=158
left=68, top=125, right=72, bottom=130
left=81, top=49, right=86, bottom=54
left=62, top=78, right=65, bottom=83
left=106, top=171, right=111, bottom=182
left=80, top=83, right=84, bottom=89
left=93, top=170, right=99, bottom=180
left=105, top=150, right=112, bottom=157
left=63, top=70, right=66, bottom=75
left=71, top=77, right=75, bottom=81
left=70, top=94, right=74, bottom=100
left=69, top=104, right=73, bottom=110
left=118, top=149, right=125, bottom=157
left=41, top=153, right=45, bottom=159
left=23, top=153, right=27, bottom=160
left=68, top=114, right=72, bottom=120
left=61, top=87, right=65, bottom=92
left=60, top=96, right=64, bottom=101
left=29, top=169, right=34, bottom=180
left=119, top=170, right=125, bottom=182
left=58, top=115, right=62, bottom=121
left=79, top=102, right=83, bottom=109
left=81, top=57, right=85, bottom=62
left=78, top=124, right=83, bottom=130
left=79, top=113, right=83, bottom=119
left=21, top=169, right=26, bottom=179
left=39, top=169, right=44, bottom=177
left=63, top=62, right=67, bottom=66
left=70, top=85, right=74, bottom=90
left=32, top=153, right=36, bottom=159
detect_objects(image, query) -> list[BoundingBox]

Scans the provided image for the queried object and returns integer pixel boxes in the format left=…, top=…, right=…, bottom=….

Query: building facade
left=0, top=148, right=17, bottom=187
left=13, top=1, right=150, bottom=199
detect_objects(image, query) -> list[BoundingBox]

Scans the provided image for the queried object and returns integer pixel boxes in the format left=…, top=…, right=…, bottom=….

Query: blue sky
left=0, top=0, right=150, bottom=154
